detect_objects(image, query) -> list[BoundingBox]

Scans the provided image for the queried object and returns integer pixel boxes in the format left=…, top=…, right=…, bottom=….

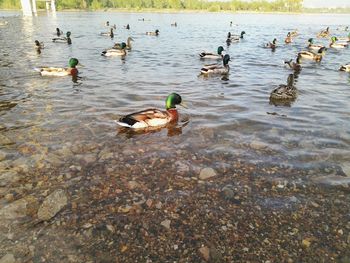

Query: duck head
left=217, top=46, right=224, bottom=55
left=272, top=38, right=277, bottom=44
left=69, top=58, right=79, bottom=68
left=166, top=93, right=183, bottom=110
left=331, top=36, right=337, bottom=43
left=308, top=38, right=314, bottom=44
left=223, top=54, right=231, bottom=66
left=227, top=32, right=231, bottom=38
left=35, top=40, right=40, bottom=47
left=240, top=31, right=246, bottom=38
left=121, top=42, right=127, bottom=49
left=66, top=31, right=71, bottom=37
left=155, top=29, right=159, bottom=35
left=287, top=32, right=291, bottom=37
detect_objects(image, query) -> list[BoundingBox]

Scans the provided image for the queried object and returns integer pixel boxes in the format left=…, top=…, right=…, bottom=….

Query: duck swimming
left=284, top=56, right=302, bottom=71
left=56, top=28, right=63, bottom=36
left=318, top=27, right=330, bottom=38
left=200, top=54, right=230, bottom=75
left=102, top=42, right=127, bottom=56
left=35, top=58, right=79, bottom=77
left=329, top=36, right=349, bottom=48
left=290, top=30, right=298, bottom=37
left=227, top=31, right=245, bottom=43
left=285, top=32, right=292, bottom=44
left=116, top=93, right=185, bottom=129
left=146, top=29, right=159, bottom=36
left=114, top=37, right=134, bottom=50
left=101, top=28, right=114, bottom=38
left=307, top=38, right=325, bottom=51
left=199, top=46, right=224, bottom=59
left=270, top=74, right=297, bottom=101
left=339, top=64, right=350, bottom=72
left=34, top=40, right=44, bottom=53
left=298, top=47, right=326, bottom=62
left=266, top=38, right=277, bottom=49
left=52, top=31, right=72, bottom=44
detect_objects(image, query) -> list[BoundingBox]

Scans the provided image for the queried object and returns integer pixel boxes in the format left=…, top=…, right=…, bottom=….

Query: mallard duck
left=35, top=58, right=79, bottom=77
left=200, top=54, right=230, bottom=75
left=56, top=28, right=63, bottom=36
left=199, top=46, right=224, bottom=59
left=227, top=31, right=246, bottom=43
left=265, top=38, right=277, bottom=49
left=101, top=28, right=114, bottom=38
left=146, top=29, right=159, bottom=36
left=285, top=32, right=292, bottom=44
left=307, top=38, right=325, bottom=51
left=339, top=64, right=350, bottom=72
left=34, top=40, right=44, bottom=53
left=318, top=27, right=330, bottom=38
left=270, top=74, right=297, bottom=101
left=116, top=93, right=185, bottom=129
left=284, top=56, right=301, bottom=71
left=52, top=31, right=72, bottom=44
left=171, top=22, right=177, bottom=27
left=298, top=47, right=326, bottom=62
left=329, top=37, right=349, bottom=48
left=114, top=37, right=134, bottom=50
left=125, top=24, right=130, bottom=30
left=102, top=43, right=127, bottom=56
left=105, top=21, right=110, bottom=26
left=290, top=30, right=298, bottom=37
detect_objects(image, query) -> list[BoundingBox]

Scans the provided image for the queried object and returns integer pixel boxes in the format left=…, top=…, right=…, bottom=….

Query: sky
left=303, top=0, right=350, bottom=8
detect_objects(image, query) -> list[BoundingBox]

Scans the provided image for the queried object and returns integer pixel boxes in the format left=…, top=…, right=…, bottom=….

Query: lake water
left=0, top=11, right=350, bottom=261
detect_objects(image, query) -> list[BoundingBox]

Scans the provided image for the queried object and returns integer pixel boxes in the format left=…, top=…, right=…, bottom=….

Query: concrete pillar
left=51, top=0, right=56, bottom=12
left=20, top=0, right=33, bottom=16
left=31, top=0, right=37, bottom=16
left=46, top=1, right=49, bottom=10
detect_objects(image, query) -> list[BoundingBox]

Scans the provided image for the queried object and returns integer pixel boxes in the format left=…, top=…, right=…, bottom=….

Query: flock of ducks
left=24, top=20, right=350, bottom=129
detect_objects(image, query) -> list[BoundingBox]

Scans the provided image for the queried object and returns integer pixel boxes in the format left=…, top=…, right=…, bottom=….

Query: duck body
left=307, top=38, right=325, bottom=51
left=116, top=93, right=183, bottom=129
left=199, top=46, right=224, bottom=59
left=318, top=27, right=330, bottom=38
left=146, top=29, right=159, bottom=36
left=270, top=74, right=297, bottom=101
left=52, top=31, right=72, bottom=44
left=339, top=64, right=350, bottom=72
left=102, top=48, right=126, bottom=57
left=101, top=28, right=114, bottom=38
left=298, top=47, right=326, bottom=62
left=201, top=54, right=230, bottom=75
left=36, top=58, right=79, bottom=77
left=227, top=31, right=245, bottom=43
left=114, top=37, right=133, bottom=50
left=265, top=38, right=277, bottom=49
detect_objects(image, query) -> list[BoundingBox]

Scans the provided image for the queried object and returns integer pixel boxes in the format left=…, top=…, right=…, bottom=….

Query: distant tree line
left=1, top=0, right=304, bottom=12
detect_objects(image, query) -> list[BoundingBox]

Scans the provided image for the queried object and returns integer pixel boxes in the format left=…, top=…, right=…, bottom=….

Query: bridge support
left=20, top=0, right=56, bottom=16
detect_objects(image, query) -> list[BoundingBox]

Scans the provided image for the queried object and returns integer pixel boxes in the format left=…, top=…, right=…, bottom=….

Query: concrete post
left=51, top=0, right=56, bottom=12
left=31, top=0, right=37, bottom=15
left=20, top=0, right=33, bottom=16
left=46, top=1, right=49, bottom=10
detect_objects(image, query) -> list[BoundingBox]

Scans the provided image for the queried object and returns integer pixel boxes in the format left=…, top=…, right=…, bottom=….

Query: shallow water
left=1, top=11, right=349, bottom=174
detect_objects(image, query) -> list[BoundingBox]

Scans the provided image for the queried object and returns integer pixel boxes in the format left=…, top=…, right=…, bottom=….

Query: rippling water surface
left=1, top=11, right=350, bottom=178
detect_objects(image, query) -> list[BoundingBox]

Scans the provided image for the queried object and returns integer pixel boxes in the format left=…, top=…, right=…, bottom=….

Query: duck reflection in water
left=117, top=118, right=189, bottom=138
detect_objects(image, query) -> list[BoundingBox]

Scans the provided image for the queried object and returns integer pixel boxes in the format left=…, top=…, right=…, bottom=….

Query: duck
left=171, top=22, right=177, bottom=27
left=270, top=74, right=297, bottom=101
left=318, top=27, right=330, bottom=38
left=125, top=24, right=130, bottom=30
left=329, top=36, right=349, bottom=48
left=55, top=28, right=63, bottom=36
left=290, top=30, right=298, bottom=37
left=102, top=43, right=127, bottom=56
left=35, top=58, right=79, bottom=77
left=266, top=38, right=277, bottom=49
left=114, top=37, right=134, bottom=50
left=339, top=64, right=350, bottom=72
left=52, top=31, right=72, bottom=44
left=146, top=29, right=159, bottom=36
left=199, top=46, right=225, bottom=59
left=298, top=47, right=326, bottom=62
left=227, top=31, right=246, bottom=43
left=34, top=40, right=44, bottom=53
left=116, top=93, right=185, bottom=129
left=200, top=54, right=231, bottom=75
left=285, top=32, right=292, bottom=44
left=101, top=28, right=114, bottom=38
left=307, top=38, right=325, bottom=51
left=284, top=55, right=302, bottom=71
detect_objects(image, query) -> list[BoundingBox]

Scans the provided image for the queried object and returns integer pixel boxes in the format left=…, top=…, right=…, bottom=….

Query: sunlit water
left=0, top=11, right=350, bottom=181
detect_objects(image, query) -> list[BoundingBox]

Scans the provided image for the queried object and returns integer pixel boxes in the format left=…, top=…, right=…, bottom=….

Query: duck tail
left=199, top=52, right=206, bottom=58
left=115, top=120, right=133, bottom=128
left=101, top=50, right=107, bottom=56
left=339, top=66, right=345, bottom=71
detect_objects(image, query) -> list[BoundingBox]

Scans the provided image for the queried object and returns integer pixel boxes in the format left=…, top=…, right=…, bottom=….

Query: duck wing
left=199, top=52, right=215, bottom=58
left=117, top=108, right=170, bottom=128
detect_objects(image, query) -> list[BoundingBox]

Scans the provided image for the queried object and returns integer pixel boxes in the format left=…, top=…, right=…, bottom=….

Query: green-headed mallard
left=298, top=47, right=326, bottom=62
left=116, top=93, right=185, bottom=129
left=102, top=42, right=127, bottom=56
left=329, top=36, right=349, bottom=48
left=339, top=64, right=350, bottom=72
left=35, top=58, right=79, bottom=77
left=270, top=74, right=297, bottom=101
left=227, top=31, right=245, bottom=43
left=265, top=38, right=277, bottom=49
left=101, top=28, right=114, bottom=38
left=52, top=31, right=72, bottom=44
left=199, top=46, right=224, bottom=59
left=318, top=27, right=330, bottom=38
left=307, top=38, right=325, bottom=51
left=200, top=54, right=230, bottom=75
left=146, top=29, right=159, bottom=36
left=284, top=55, right=302, bottom=71
left=114, top=37, right=134, bottom=50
